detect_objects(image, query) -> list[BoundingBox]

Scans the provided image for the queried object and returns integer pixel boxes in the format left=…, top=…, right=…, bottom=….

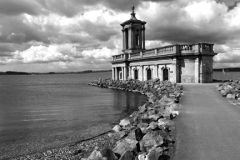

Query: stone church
left=112, top=6, right=218, bottom=83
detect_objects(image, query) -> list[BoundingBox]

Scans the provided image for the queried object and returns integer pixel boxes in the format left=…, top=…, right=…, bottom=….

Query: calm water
left=213, top=71, right=240, bottom=80
left=0, top=72, right=147, bottom=159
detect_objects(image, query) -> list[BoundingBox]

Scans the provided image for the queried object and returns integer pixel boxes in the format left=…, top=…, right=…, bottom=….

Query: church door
left=147, top=69, right=152, bottom=80
left=163, top=68, right=168, bottom=81
left=134, top=69, right=138, bottom=80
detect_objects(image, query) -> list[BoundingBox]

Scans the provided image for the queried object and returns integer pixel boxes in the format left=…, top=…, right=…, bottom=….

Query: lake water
left=213, top=71, right=240, bottom=81
left=0, top=72, right=147, bottom=159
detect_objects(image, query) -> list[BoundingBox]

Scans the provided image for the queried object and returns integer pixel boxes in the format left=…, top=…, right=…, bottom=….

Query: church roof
left=120, top=6, right=146, bottom=26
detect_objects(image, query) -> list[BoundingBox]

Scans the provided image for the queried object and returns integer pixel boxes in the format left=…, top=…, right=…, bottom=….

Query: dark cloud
left=80, top=20, right=118, bottom=41
left=227, top=1, right=240, bottom=10
left=0, top=15, right=52, bottom=44
left=0, top=0, right=44, bottom=16
left=216, top=0, right=240, bottom=10
left=36, top=0, right=174, bottom=17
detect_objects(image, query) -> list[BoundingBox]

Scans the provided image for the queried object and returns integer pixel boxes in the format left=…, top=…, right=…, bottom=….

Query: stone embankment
left=85, top=79, right=183, bottom=160
left=217, top=80, right=240, bottom=99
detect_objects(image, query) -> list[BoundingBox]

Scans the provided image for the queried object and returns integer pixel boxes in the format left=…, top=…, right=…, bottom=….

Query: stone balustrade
left=112, top=43, right=215, bottom=62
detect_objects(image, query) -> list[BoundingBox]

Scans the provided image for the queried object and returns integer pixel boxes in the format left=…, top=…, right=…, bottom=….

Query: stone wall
left=201, top=56, right=213, bottom=83
left=180, top=59, right=195, bottom=83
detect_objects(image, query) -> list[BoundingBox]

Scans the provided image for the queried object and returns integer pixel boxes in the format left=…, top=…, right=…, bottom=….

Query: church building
left=111, top=6, right=218, bottom=83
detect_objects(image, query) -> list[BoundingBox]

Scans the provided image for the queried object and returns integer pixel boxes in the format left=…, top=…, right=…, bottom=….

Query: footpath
left=174, top=83, right=240, bottom=160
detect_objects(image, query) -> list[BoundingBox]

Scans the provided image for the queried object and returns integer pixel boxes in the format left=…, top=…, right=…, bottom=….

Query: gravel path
left=174, top=83, right=240, bottom=160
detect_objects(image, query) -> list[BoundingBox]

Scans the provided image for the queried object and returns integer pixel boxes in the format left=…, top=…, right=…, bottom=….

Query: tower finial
left=130, top=5, right=137, bottom=20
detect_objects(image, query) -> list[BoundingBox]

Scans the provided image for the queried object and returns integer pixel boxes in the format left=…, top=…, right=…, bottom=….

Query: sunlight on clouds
left=81, top=47, right=117, bottom=59
left=224, top=3, right=240, bottom=28
left=184, top=0, right=227, bottom=23
left=13, top=44, right=78, bottom=63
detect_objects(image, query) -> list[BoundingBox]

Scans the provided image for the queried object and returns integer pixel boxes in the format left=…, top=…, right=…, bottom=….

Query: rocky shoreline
left=84, top=78, right=183, bottom=160
left=12, top=78, right=182, bottom=160
left=217, top=80, right=240, bottom=99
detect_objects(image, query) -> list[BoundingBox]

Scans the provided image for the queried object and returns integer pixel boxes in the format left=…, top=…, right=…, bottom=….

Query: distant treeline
left=0, top=71, right=30, bottom=75
left=213, top=68, right=240, bottom=72
left=0, top=70, right=112, bottom=75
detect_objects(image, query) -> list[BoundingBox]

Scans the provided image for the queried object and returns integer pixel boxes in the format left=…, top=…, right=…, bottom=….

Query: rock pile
left=85, top=79, right=183, bottom=160
left=217, top=80, right=240, bottom=100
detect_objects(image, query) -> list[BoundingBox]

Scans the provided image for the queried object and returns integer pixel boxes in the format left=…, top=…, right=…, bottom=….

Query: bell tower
left=121, top=6, right=147, bottom=53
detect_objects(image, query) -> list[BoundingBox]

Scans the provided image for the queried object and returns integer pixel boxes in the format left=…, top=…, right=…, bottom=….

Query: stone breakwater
left=86, top=79, right=183, bottom=160
left=217, top=80, right=240, bottom=99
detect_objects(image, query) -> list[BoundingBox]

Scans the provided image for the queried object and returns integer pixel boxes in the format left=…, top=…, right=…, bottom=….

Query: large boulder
left=112, top=125, right=122, bottom=132
left=113, top=138, right=138, bottom=155
left=119, top=151, right=134, bottom=160
left=141, top=130, right=164, bottom=152
left=135, top=128, right=144, bottom=141
left=119, top=118, right=131, bottom=128
left=220, top=90, right=228, bottom=97
left=139, top=105, right=147, bottom=113
left=226, top=94, right=235, bottom=99
left=100, top=148, right=118, bottom=160
left=87, top=150, right=104, bottom=160
left=146, top=147, right=163, bottom=160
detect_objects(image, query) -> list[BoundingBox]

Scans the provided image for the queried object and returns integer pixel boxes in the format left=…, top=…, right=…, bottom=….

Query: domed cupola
left=120, top=6, right=147, bottom=53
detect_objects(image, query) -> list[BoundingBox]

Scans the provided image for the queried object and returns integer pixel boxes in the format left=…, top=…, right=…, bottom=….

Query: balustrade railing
left=143, top=49, right=155, bottom=57
left=112, top=43, right=214, bottom=62
left=201, top=43, right=213, bottom=52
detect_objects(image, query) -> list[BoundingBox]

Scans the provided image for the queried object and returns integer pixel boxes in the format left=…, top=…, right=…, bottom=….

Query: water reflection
left=0, top=74, right=147, bottom=159
left=113, top=89, right=147, bottom=115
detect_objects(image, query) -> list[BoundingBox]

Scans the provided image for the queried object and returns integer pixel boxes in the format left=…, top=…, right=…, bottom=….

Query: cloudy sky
left=0, top=0, right=240, bottom=72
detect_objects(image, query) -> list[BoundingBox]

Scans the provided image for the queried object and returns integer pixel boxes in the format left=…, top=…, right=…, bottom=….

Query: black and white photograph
left=0, top=0, right=240, bottom=159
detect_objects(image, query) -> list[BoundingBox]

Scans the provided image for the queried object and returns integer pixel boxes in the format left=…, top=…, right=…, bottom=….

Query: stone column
left=130, top=27, right=133, bottom=50
left=171, top=64, right=177, bottom=83
left=142, top=26, right=145, bottom=50
left=195, top=58, right=199, bottom=83
left=153, top=65, right=158, bottom=79
left=124, top=66, right=127, bottom=80
left=112, top=67, right=115, bottom=80
left=139, top=66, right=144, bottom=81
left=128, top=67, right=131, bottom=79
left=122, top=29, right=125, bottom=50
left=115, top=67, right=118, bottom=80
left=121, top=67, right=124, bottom=80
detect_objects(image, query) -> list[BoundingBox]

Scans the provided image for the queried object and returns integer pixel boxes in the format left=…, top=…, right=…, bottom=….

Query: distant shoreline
left=213, top=68, right=240, bottom=72
left=0, top=70, right=111, bottom=75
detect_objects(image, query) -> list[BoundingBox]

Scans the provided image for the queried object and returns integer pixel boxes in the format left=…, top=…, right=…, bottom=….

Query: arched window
left=119, top=71, right=122, bottom=80
left=134, top=69, right=138, bottom=80
left=136, top=29, right=140, bottom=46
left=163, top=68, right=169, bottom=81
left=125, top=29, right=128, bottom=49
left=146, top=68, right=152, bottom=80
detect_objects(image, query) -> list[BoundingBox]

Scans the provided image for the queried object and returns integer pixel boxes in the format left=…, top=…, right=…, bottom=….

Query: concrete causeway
left=174, top=83, right=240, bottom=160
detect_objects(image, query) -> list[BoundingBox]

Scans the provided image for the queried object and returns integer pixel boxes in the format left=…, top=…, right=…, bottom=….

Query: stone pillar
left=159, top=65, right=163, bottom=81
left=112, top=67, right=115, bottom=80
left=124, top=66, right=127, bottom=80
left=122, top=29, right=125, bottom=50
left=153, top=65, right=158, bottom=79
left=195, top=58, right=199, bottom=83
left=171, top=64, right=176, bottom=83
left=142, top=27, right=145, bottom=50
left=128, top=67, right=131, bottom=79
left=115, top=67, right=118, bottom=80
left=138, top=66, right=142, bottom=81
left=142, top=66, right=145, bottom=81
left=121, top=67, right=124, bottom=80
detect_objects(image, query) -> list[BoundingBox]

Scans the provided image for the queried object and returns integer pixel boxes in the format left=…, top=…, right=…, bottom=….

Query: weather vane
left=132, top=5, right=135, bottom=13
